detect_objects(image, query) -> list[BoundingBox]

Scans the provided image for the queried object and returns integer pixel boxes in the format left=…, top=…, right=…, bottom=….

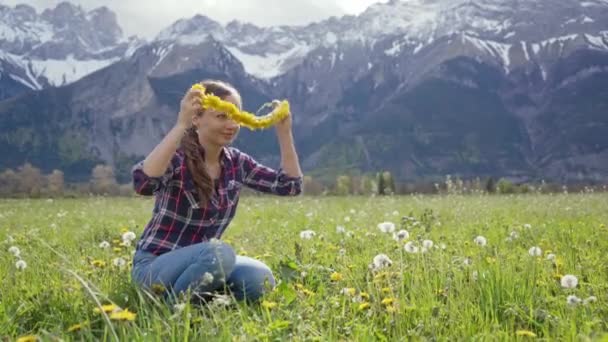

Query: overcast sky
left=5, top=0, right=388, bottom=39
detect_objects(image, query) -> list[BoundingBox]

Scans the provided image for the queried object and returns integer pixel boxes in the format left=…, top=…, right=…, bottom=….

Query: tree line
left=0, top=163, right=605, bottom=198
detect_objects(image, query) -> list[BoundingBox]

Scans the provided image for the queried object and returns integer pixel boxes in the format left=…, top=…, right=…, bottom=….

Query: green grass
left=1, top=194, right=607, bottom=341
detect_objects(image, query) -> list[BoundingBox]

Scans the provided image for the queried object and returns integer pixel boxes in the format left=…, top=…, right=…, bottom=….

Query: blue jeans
left=131, top=241, right=275, bottom=303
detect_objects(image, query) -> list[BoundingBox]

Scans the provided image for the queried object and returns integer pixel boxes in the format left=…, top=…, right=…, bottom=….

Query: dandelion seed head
left=393, top=229, right=409, bottom=242
left=377, top=221, right=396, bottom=234
left=299, top=230, right=316, bottom=240
left=546, top=253, right=556, bottom=261
left=99, top=241, right=110, bottom=249
left=474, top=236, right=487, bottom=246
left=371, top=253, right=393, bottom=271
left=8, top=246, right=20, bottom=257
left=583, top=296, right=597, bottom=305
left=404, top=241, right=419, bottom=254
left=122, top=231, right=136, bottom=242
left=112, top=257, right=126, bottom=268
left=422, top=240, right=434, bottom=249
left=15, top=259, right=27, bottom=270
left=528, top=246, right=542, bottom=257
left=561, top=274, right=578, bottom=289
left=567, top=295, right=581, bottom=306
left=201, top=272, right=214, bottom=286
left=336, top=225, right=346, bottom=234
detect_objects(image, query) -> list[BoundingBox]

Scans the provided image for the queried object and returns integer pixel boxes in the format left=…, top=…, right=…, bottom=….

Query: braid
left=180, top=126, right=213, bottom=206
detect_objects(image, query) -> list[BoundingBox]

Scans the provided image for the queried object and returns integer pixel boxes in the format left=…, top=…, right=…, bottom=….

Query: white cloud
left=4, top=0, right=387, bottom=39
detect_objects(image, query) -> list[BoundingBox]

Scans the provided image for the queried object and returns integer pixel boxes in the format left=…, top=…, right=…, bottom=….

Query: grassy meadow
left=1, top=193, right=608, bottom=341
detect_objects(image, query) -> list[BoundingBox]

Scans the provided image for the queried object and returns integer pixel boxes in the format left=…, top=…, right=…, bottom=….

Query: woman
left=130, top=80, right=303, bottom=304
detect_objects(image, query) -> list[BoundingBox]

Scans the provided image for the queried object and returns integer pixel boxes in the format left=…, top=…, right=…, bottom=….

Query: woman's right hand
left=176, top=87, right=204, bottom=129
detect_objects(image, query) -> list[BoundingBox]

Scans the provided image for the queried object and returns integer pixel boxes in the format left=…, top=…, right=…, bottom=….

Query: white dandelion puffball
left=523, top=223, right=532, bottom=229
left=546, top=253, right=556, bottom=261
left=211, top=294, right=232, bottom=307
left=8, top=246, right=20, bottom=257
left=299, top=230, right=316, bottom=240
left=474, top=236, right=487, bottom=247
left=122, top=231, right=136, bottom=242
left=393, top=229, right=409, bottom=242
left=404, top=241, right=419, bottom=254
left=15, top=259, right=27, bottom=270
left=99, top=241, right=110, bottom=249
left=528, top=246, right=542, bottom=257
left=377, top=221, right=396, bottom=234
left=583, top=296, right=597, bottom=305
left=422, top=240, right=434, bottom=249
left=560, top=274, right=578, bottom=289
left=112, top=257, right=126, bottom=268
left=336, top=225, right=346, bottom=234
left=509, top=231, right=519, bottom=239
left=567, top=295, right=582, bottom=306
left=371, top=253, right=393, bottom=270
left=173, top=303, right=186, bottom=313
left=201, top=272, right=214, bottom=286
left=344, top=216, right=351, bottom=222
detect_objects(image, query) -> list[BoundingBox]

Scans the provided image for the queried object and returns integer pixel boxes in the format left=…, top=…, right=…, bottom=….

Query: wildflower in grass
left=583, top=296, right=597, bottom=305
left=173, top=303, right=186, bottom=313
left=341, top=288, right=356, bottom=296
left=201, top=272, right=214, bottom=286
left=560, top=274, right=578, bottom=289
left=151, top=283, right=167, bottom=294
left=211, top=294, right=232, bottom=307
left=515, top=330, right=537, bottom=337
left=16, top=335, right=38, bottom=342
left=99, top=241, right=110, bottom=249
left=370, top=254, right=393, bottom=271
left=381, top=297, right=395, bottom=306
left=110, top=309, right=136, bottom=321
left=382, top=287, right=392, bottom=294
left=122, top=231, right=136, bottom=242
left=359, top=292, right=370, bottom=301
left=113, top=247, right=122, bottom=253
left=338, top=248, right=346, bottom=256
left=567, top=295, right=582, bottom=306
left=112, top=257, right=126, bottom=268
left=94, top=304, right=121, bottom=313
left=510, top=231, right=519, bottom=239
left=8, top=246, right=20, bottom=257
left=377, top=221, right=396, bottom=233
left=67, top=321, right=89, bottom=332
left=91, top=259, right=106, bottom=268
left=299, top=230, right=316, bottom=240
left=344, top=216, right=351, bottom=222
left=404, top=241, right=419, bottom=254
left=546, top=253, right=556, bottom=261
left=119, top=240, right=132, bottom=247
left=528, top=246, right=542, bottom=257
left=422, top=240, right=434, bottom=249
left=358, top=302, right=370, bottom=311
left=15, top=259, right=27, bottom=270
left=261, top=300, right=277, bottom=309
left=523, top=224, right=532, bottom=229
left=474, top=236, right=487, bottom=246
left=330, top=272, right=343, bottom=281
left=393, top=229, right=409, bottom=242
left=336, top=225, right=346, bottom=234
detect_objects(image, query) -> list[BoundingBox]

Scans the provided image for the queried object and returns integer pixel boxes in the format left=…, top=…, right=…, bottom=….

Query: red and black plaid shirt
left=132, top=147, right=302, bottom=255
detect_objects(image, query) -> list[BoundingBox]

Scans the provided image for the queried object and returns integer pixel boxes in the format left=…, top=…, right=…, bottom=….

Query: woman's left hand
left=273, top=101, right=292, bottom=135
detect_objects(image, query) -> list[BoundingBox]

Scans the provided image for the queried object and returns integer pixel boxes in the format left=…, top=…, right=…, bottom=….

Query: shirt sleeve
left=235, top=149, right=302, bottom=196
left=131, top=153, right=181, bottom=196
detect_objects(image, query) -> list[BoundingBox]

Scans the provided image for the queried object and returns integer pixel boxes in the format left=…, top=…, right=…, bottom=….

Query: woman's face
left=192, top=94, right=241, bottom=147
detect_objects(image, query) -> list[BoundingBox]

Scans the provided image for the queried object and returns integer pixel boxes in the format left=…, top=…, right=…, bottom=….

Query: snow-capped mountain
left=0, top=2, right=143, bottom=96
left=154, top=0, right=608, bottom=80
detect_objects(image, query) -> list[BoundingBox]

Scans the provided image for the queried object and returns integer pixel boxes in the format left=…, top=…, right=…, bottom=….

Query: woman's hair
left=180, top=79, right=241, bottom=205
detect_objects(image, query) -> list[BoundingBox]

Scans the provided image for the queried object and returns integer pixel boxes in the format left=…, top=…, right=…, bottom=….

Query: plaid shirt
left=132, top=146, right=302, bottom=255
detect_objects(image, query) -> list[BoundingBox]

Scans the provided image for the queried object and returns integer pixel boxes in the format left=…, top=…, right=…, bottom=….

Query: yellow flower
left=342, top=288, right=356, bottom=296
left=261, top=300, right=278, bottom=310
left=192, top=84, right=290, bottom=130
left=16, top=335, right=38, bottom=342
left=330, top=272, right=343, bottom=281
left=386, top=305, right=397, bottom=314
left=358, top=303, right=371, bottom=311
left=110, top=309, right=137, bottom=321
left=485, top=257, right=496, bottom=264
left=302, top=289, right=315, bottom=296
left=151, top=283, right=167, bottom=294
left=91, top=259, right=106, bottom=268
left=294, top=283, right=304, bottom=290
left=67, top=321, right=89, bottom=332
left=94, top=304, right=120, bottom=314
left=381, top=287, right=392, bottom=294
left=515, top=330, right=537, bottom=337
left=381, top=298, right=395, bottom=306
left=359, top=292, right=370, bottom=301
left=112, top=239, right=121, bottom=245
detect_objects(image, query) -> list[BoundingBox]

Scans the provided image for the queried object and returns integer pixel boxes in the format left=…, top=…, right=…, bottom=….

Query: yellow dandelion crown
left=191, top=83, right=290, bottom=130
